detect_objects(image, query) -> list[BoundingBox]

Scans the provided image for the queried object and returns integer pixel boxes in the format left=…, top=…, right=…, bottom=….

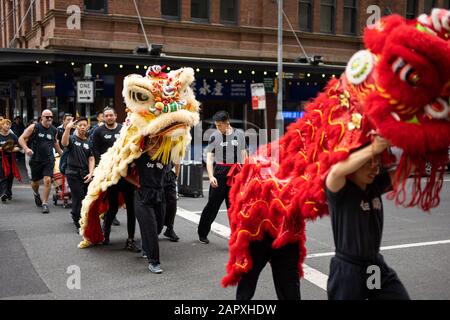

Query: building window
left=84, top=0, right=107, bottom=13
left=161, top=0, right=180, bottom=19
left=443, top=0, right=450, bottom=9
left=423, top=0, right=436, bottom=14
left=220, top=0, right=238, bottom=24
left=320, top=0, right=335, bottom=33
left=299, top=0, right=312, bottom=32
left=406, top=0, right=418, bottom=19
left=343, top=0, right=357, bottom=35
left=191, top=0, right=209, bottom=22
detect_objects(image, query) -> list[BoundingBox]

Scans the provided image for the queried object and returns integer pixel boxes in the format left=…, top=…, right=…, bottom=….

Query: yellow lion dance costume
left=78, top=66, right=200, bottom=248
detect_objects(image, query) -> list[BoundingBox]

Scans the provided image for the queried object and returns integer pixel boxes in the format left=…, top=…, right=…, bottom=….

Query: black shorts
left=327, top=253, right=410, bottom=300
left=30, top=160, right=54, bottom=182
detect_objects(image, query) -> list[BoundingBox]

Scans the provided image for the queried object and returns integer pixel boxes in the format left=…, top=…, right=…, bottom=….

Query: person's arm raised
left=326, top=136, right=390, bottom=193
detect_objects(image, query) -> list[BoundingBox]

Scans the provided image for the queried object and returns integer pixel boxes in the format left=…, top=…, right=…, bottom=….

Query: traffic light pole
left=276, top=0, right=284, bottom=136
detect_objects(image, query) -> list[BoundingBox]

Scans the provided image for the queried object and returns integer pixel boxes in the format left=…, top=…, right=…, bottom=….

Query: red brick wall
left=3, top=0, right=443, bottom=63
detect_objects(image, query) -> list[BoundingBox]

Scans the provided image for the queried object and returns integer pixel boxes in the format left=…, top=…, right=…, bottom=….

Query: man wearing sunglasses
left=19, top=109, right=63, bottom=214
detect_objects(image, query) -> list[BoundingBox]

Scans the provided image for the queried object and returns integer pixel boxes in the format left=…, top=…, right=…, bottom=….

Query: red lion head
left=343, top=9, right=450, bottom=209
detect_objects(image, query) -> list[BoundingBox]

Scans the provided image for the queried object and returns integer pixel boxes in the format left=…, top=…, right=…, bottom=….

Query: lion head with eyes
left=122, top=66, right=200, bottom=161
left=359, top=9, right=450, bottom=164
left=78, top=66, right=200, bottom=248
left=338, top=9, right=450, bottom=208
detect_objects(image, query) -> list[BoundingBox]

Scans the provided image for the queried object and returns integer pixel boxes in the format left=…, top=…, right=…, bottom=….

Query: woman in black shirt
left=0, top=118, right=21, bottom=202
left=61, top=117, right=94, bottom=232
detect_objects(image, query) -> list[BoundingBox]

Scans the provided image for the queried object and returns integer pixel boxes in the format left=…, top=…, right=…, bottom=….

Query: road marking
left=177, top=207, right=329, bottom=291
left=177, top=206, right=450, bottom=291
left=302, top=265, right=328, bottom=291
left=306, top=239, right=450, bottom=259
left=179, top=209, right=227, bottom=215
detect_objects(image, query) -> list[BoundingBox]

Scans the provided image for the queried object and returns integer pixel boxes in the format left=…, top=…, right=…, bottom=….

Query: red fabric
left=226, top=163, right=242, bottom=187
left=82, top=188, right=126, bottom=245
left=222, top=11, right=450, bottom=288
left=1, top=151, right=21, bottom=182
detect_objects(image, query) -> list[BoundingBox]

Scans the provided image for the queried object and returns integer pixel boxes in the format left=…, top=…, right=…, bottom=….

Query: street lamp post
left=276, top=0, right=284, bottom=136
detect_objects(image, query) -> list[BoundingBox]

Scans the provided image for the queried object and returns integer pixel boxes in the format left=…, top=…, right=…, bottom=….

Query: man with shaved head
left=19, top=109, right=63, bottom=214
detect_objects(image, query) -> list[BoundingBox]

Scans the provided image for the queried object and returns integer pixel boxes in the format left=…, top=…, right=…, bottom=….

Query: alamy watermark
left=66, top=5, right=81, bottom=30
left=367, top=265, right=381, bottom=290
left=66, top=265, right=81, bottom=290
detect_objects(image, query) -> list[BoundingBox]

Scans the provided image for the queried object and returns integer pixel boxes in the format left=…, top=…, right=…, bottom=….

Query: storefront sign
left=193, top=79, right=250, bottom=101
left=77, top=81, right=94, bottom=103
left=250, top=83, right=266, bottom=110
left=263, top=78, right=274, bottom=93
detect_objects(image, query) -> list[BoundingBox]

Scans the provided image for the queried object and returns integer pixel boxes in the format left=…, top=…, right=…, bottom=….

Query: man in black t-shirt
left=19, top=110, right=63, bottom=214
left=325, top=136, right=410, bottom=300
left=91, top=107, right=140, bottom=252
left=61, top=117, right=94, bottom=233
left=198, top=111, right=247, bottom=244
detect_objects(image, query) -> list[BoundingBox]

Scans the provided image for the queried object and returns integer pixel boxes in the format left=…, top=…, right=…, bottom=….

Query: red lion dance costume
left=223, top=9, right=450, bottom=287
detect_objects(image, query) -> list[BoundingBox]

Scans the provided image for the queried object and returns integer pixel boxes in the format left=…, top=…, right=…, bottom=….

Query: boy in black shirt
left=91, top=107, right=139, bottom=252
left=325, top=135, right=410, bottom=300
left=61, top=117, right=94, bottom=232
left=133, top=137, right=169, bottom=274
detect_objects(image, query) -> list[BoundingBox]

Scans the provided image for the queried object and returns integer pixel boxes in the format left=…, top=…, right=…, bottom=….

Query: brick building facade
left=1, top=0, right=449, bottom=129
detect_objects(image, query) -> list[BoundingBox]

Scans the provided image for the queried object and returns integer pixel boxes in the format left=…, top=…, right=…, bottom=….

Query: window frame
left=298, top=0, right=313, bottom=32
left=320, top=0, right=336, bottom=34
left=161, top=0, right=181, bottom=21
left=220, top=0, right=239, bottom=25
left=191, top=0, right=210, bottom=23
left=405, top=0, right=418, bottom=19
left=343, top=0, right=358, bottom=35
left=445, top=0, right=450, bottom=9
left=84, top=0, right=108, bottom=14
left=423, top=0, right=436, bottom=14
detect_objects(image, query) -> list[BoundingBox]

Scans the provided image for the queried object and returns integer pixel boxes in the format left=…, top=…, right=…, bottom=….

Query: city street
left=1, top=164, right=450, bottom=300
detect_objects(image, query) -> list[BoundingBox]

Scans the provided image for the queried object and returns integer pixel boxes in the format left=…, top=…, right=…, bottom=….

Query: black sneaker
left=103, top=228, right=111, bottom=245
left=148, top=263, right=163, bottom=274
left=42, top=204, right=50, bottom=214
left=112, top=217, right=120, bottom=226
left=34, top=192, right=42, bottom=207
left=1, top=195, right=7, bottom=203
left=164, top=228, right=180, bottom=242
left=7, top=195, right=12, bottom=200
left=125, top=239, right=141, bottom=253
left=74, top=222, right=80, bottom=234
left=199, top=237, right=209, bottom=244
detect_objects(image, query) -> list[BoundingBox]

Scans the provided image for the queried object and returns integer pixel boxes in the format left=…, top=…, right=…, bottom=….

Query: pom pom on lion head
left=360, top=9, right=450, bottom=210
left=122, top=66, right=200, bottom=164
left=78, top=66, right=200, bottom=248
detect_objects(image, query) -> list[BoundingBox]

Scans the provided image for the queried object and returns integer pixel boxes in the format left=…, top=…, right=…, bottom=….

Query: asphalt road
left=1, top=174, right=449, bottom=300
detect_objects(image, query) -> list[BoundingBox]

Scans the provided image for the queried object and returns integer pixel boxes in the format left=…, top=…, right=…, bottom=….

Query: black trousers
left=134, top=191, right=164, bottom=265
left=0, top=158, right=14, bottom=198
left=163, top=171, right=177, bottom=229
left=327, top=253, right=410, bottom=300
left=66, top=173, right=88, bottom=223
left=103, top=178, right=136, bottom=239
left=198, top=175, right=230, bottom=238
left=236, top=236, right=301, bottom=300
